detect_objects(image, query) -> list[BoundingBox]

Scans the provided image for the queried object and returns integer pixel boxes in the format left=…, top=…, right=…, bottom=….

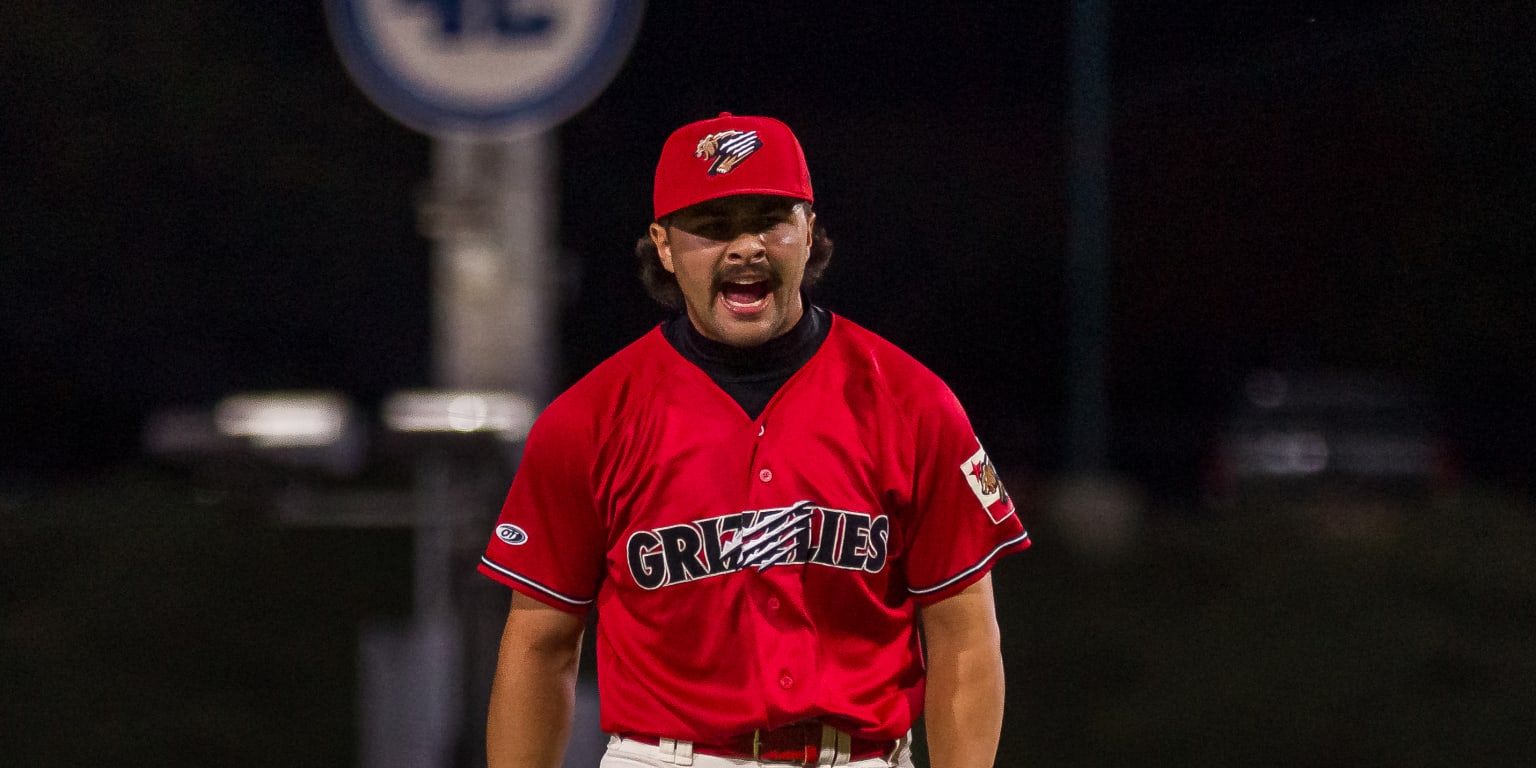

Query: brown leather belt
left=624, top=721, right=893, bottom=763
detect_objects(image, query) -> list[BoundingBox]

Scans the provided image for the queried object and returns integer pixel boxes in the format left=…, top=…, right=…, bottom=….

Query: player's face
left=650, top=195, right=815, bottom=348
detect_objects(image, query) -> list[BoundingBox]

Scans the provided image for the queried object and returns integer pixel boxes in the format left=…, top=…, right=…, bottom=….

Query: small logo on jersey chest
left=495, top=523, right=528, bottom=545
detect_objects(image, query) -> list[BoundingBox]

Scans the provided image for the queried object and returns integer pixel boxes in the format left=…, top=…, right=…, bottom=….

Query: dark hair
left=634, top=213, right=834, bottom=310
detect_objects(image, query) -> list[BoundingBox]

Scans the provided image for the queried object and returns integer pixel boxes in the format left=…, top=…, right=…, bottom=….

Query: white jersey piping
left=907, top=531, right=1030, bottom=597
left=480, top=556, right=594, bottom=606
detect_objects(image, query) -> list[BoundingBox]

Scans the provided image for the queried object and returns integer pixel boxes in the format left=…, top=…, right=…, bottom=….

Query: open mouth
left=720, top=280, right=772, bottom=311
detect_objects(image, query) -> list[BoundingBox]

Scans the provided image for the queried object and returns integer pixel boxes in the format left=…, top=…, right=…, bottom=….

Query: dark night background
left=4, top=1, right=1536, bottom=766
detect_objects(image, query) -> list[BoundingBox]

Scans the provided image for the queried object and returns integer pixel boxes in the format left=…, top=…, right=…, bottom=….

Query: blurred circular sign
left=326, top=0, right=644, bottom=137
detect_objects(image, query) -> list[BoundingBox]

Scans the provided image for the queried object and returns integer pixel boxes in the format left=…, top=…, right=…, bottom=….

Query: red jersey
left=478, top=313, right=1029, bottom=742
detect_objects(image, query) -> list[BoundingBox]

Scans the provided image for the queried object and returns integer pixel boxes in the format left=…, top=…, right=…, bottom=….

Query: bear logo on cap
left=694, top=130, right=762, bottom=176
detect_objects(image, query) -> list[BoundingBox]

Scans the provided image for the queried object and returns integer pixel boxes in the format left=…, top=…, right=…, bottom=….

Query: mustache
left=713, top=265, right=779, bottom=291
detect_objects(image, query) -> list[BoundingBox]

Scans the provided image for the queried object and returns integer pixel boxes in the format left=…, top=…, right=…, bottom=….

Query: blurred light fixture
left=1238, top=431, right=1329, bottom=476
left=382, top=390, right=536, bottom=441
left=216, top=391, right=354, bottom=448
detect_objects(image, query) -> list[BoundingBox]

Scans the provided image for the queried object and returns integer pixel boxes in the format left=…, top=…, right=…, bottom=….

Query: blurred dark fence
left=4, top=465, right=1534, bottom=766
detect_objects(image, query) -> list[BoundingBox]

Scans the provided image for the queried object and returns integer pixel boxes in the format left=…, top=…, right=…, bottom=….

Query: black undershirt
left=663, top=304, right=831, bottom=420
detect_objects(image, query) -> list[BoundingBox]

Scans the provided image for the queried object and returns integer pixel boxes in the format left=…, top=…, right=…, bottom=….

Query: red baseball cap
left=652, top=113, right=813, bottom=220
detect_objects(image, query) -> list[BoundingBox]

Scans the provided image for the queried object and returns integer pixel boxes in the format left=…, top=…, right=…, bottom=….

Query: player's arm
left=918, top=574, right=1005, bottom=768
left=486, top=591, right=587, bottom=768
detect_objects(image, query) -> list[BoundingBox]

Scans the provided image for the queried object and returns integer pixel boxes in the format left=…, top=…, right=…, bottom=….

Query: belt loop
left=815, top=723, right=846, bottom=767
left=655, top=737, right=694, bottom=766
left=885, top=730, right=910, bottom=766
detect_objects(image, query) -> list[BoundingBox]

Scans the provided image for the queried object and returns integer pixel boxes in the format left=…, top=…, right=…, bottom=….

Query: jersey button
left=767, top=597, right=780, bottom=612
left=758, top=468, right=773, bottom=482
left=779, top=674, right=794, bottom=689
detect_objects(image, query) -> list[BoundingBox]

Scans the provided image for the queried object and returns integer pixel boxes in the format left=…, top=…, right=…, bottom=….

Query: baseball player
left=480, top=113, right=1030, bottom=768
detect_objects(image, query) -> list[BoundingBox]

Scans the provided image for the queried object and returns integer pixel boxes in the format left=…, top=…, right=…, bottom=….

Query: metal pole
left=360, top=132, right=559, bottom=768
left=427, top=132, right=558, bottom=766
left=1067, top=0, right=1111, bottom=472
left=1057, top=0, right=1144, bottom=561
left=426, top=132, right=558, bottom=401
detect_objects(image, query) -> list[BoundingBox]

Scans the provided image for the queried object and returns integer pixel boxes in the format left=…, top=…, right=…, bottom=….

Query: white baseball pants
left=598, top=729, right=915, bottom=768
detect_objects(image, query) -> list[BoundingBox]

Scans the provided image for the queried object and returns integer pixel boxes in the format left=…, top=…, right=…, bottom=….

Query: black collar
left=663, top=304, right=831, bottom=418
